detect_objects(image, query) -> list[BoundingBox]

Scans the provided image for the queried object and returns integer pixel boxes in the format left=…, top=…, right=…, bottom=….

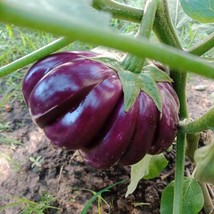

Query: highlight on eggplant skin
left=22, top=51, right=180, bottom=169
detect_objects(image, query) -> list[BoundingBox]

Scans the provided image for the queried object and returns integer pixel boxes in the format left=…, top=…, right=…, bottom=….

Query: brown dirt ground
left=0, top=74, right=213, bottom=214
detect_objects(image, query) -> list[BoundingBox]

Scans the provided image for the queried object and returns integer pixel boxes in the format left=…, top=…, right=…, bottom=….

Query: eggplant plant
left=0, top=0, right=213, bottom=213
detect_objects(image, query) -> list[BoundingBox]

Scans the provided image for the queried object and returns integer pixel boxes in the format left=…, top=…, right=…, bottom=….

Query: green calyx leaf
left=180, top=0, right=214, bottom=23
left=160, top=177, right=204, bottom=214
left=125, top=154, right=168, bottom=197
left=88, top=56, right=173, bottom=112
left=118, top=65, right=172, bottom=112
left=143, top=65, right=173, bottom=82
left=117, top=70, right=142, bottom=112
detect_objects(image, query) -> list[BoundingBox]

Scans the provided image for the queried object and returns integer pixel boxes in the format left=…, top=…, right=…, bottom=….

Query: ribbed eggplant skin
left=22, top=51, right=179, bottom=169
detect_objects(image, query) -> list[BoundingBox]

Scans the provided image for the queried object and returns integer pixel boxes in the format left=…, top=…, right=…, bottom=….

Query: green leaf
left=194, top=140, right=214, bottom=184
left=160, top=177, right=204, bottom=214
left=143, top=154, right=168, bottom=179
left=6, top=0, right=111, bottom=30
left=125, top=154, right=168, bottom=197
left=180, top=0, right=214, bottom=23
left=160, top=181, right=174, bottom=214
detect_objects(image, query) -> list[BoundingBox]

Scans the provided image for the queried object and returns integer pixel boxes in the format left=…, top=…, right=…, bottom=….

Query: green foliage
left=0, top=122, right=10, bottom=131
left=0, top=134, right=21, bottom=146
left=0, top=24, right=53, bottom=66
left=81, top=189, right=110, bottom=214
left=81, top=180, right=125, bottom=214
left=125, top=154, right=168, bottom=197
left=180, top=0, right=214, bottom=23
left=0, top=24, right=53, bottom=110
left=0, top=193, right=59, bottom=213
left=160, top=177, right=204, bottom=214
left=168, top=0, right=214, bottom=49
left=0, top=152, right=21, bottom=171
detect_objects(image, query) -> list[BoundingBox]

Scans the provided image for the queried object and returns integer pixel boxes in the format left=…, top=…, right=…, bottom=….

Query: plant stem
left=180, top=106, right=214, bottom=134
left=137, top=0, right=159, bottom=39
left=153, top=0, right=182, bottom=49
left=188, top=32, right=214, bottom=56
left=173, top=131, right=186, bottom=214
left=185, top=133, right=200, bottom=163
left=122, top=0, right=159, bottom=72
left=0, top=2, right=214, bottom=79
left=92, top=0, right=143, bottom=23
left=154, top=0, right=188, bottom=119
left=0, top=37, right=73, bottom=77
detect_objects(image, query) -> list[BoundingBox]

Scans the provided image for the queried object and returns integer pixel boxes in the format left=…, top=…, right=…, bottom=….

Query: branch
left=0, top=37, right=73, bottom=77
left=180, top=106, right=214, bottom=134
left=92, top=0, right=143, bottom=23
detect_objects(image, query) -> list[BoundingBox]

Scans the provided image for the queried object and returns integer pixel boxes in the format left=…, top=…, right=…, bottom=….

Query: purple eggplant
left=22, top=51, right=179, bottom=169
left=148, top=83, right=179, bottom=154
left=119, top=92, right=159, bottom=165
left=80, top=98, right=139, bottom=169
left=22, top=51, right=97, bottom=104
left=44, top=76, right=122, bottom=149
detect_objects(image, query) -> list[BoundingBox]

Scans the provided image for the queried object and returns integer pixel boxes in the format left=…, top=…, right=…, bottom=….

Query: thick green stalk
left=0, top=37, right=73, bottom=77
left=122, top=0, right=159, bottom=73
left=172, top=72, right=188, bottom=119
left=137, top=0, right=160, bottom=39
left=180, top=107, right=214, bottom=134
left=92, top=0, right=143, bottom=23
left=173, top=131, right=186, bottom=214
left=153, top=0, right=188, bottom=119
left=153, top=0, right=182, bottom=49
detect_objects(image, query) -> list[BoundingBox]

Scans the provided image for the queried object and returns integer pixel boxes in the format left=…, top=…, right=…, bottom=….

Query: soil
left=0, top=74, right=213, bottom=214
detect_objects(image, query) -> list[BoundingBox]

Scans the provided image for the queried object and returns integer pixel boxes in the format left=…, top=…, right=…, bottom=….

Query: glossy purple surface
left=119, top=92, right=158, bottom=165
left=22, top=51, right=180, bottom=169
left=22, top=51, right=97, bottom=104
left=159, top=82, right=180, bottom=107
left=44, top=76, right=122, bottom=149
left=28, top=59, right=115, bottom=127
left=148, top=83, right=179, bottom=154
left=80, top=99, right=139, bottom=169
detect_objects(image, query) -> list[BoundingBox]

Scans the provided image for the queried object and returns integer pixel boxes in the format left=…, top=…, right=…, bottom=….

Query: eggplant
left=22, top=51, right=179, bottom=169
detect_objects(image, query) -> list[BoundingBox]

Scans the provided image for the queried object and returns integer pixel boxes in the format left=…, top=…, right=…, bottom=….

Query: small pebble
left=194, top=85, right=206, bottom=91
